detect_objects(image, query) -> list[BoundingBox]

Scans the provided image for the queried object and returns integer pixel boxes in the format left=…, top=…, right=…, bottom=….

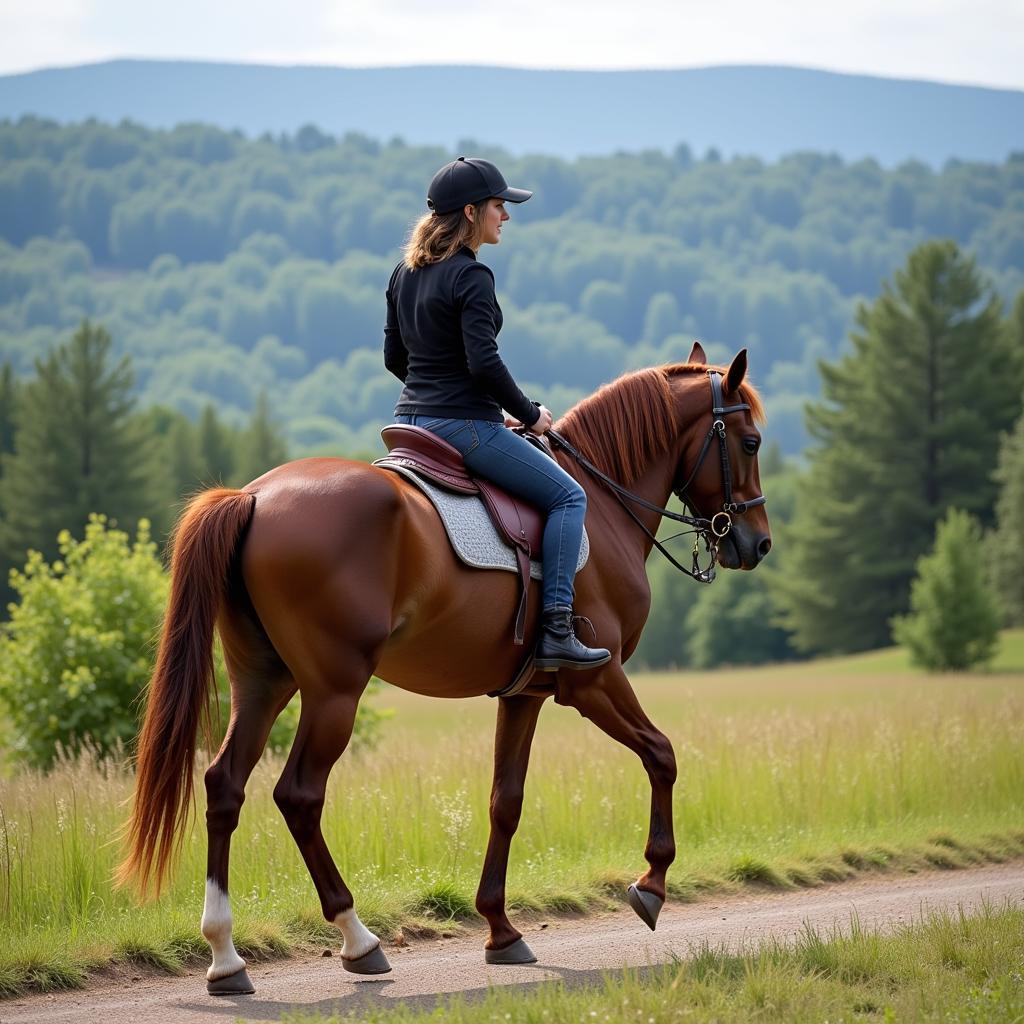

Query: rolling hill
left=1, top=60, right=1022, bottom=165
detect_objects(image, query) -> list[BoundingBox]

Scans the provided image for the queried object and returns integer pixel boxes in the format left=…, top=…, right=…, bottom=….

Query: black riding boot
left=535, top=605, right=611, bottom=671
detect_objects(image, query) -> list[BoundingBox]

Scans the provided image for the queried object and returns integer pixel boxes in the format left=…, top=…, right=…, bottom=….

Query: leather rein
left=547, top=370, right=767, bottom=584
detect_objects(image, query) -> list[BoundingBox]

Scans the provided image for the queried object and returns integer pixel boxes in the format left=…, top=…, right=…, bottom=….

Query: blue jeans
left=394, top=415, right=587, bottom=610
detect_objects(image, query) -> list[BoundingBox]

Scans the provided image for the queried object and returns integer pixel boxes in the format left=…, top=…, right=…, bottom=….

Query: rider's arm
left=456, top=263, right=539, bottom=427
left=383, top=272, right=408, bottom=384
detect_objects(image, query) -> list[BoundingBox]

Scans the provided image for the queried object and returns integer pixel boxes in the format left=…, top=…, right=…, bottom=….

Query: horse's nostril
left=757, top=536, right=772, bottom=559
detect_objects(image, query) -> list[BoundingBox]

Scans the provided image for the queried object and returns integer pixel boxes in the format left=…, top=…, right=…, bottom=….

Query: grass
left=1, top=632, right=1023, bottom=996
left=280, top=903, right=1024, bottom=1024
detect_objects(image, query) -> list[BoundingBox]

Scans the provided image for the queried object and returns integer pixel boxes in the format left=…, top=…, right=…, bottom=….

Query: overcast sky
left=1, top=0, right=1021, bottom=91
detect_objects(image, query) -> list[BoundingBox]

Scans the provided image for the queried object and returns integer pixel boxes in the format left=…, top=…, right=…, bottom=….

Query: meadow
left=1, top=635, right=1023, bottom=996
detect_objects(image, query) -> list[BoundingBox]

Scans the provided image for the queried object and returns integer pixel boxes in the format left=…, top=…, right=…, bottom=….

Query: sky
left=0, top=0, right=1022, bottom=91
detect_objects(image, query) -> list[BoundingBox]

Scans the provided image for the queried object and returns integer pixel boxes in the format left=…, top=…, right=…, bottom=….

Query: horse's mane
left=556, top=363, right=765, bottom=486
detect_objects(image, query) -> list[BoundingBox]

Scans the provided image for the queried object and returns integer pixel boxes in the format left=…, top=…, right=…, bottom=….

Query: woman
left=383, top=156, right=609, bottom=671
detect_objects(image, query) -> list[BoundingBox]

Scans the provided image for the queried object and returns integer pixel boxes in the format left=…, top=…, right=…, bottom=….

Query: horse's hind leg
left=273, top=665, right=391, bottom=975
left=563, top=664, right=676, bottom=930
left=202, top=624, right=296, bottom=995
left=476, top=694, right=547, bottom=964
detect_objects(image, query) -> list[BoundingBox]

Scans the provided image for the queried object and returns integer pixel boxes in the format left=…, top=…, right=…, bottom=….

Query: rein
left=548, top=370, right=766, bottom=584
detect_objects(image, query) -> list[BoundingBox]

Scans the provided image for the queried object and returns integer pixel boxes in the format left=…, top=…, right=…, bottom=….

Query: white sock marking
left=201, top=879, right=247, bottom=981
left=333, top=907, right=380, bottom=960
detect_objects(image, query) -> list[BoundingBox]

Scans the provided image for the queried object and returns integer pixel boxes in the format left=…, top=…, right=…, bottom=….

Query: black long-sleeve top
left=383, top=246, right=540, bottom=426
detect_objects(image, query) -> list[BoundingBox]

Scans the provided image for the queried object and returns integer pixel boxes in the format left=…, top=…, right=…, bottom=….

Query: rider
left=384, top=156, right=610, bottom=671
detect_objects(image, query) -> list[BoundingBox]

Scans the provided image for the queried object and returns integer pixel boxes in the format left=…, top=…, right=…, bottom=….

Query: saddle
left=373, top=424, right=543, bottom=645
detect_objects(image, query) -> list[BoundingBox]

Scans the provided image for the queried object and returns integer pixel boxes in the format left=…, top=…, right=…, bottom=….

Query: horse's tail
left=116, top=487, right=256, bottom=897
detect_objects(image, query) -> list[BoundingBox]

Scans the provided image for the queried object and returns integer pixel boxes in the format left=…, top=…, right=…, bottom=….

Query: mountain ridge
left=2, top=59, right=1022, bottom=165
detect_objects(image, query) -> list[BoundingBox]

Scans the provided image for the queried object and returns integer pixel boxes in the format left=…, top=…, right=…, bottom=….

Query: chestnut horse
left=118, top=344, right=771, bottom=993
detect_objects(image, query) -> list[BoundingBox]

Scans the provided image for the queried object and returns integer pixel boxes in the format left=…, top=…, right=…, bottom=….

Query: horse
left=117, top=342, right=771, bottom=993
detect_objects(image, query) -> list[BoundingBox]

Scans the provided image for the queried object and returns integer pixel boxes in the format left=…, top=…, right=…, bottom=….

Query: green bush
left=0, top=515, right=167, bottom=767
left=891, top=508, right=1001, bottom=672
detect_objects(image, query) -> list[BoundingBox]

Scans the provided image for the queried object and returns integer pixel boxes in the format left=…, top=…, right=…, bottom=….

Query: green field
left=284, top=904, right=1024, bottom=1024
left=1, top=635, right=1023, bottom=996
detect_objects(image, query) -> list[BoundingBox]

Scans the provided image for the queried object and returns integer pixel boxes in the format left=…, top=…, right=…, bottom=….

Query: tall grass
left=1, top=637, right=1023, bottom=994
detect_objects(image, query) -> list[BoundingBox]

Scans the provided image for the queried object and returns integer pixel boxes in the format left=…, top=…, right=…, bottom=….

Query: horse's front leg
left=475, top=692, right=547, bottom=964
left=562, top=663, right=676, bottom=929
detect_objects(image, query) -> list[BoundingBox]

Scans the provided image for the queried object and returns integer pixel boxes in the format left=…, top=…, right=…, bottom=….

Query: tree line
left=1, top=118, right=1022, bottom=456
left=2, top=240, right=1022, bottom=673
left=1, top=240, right=1023, bottom=764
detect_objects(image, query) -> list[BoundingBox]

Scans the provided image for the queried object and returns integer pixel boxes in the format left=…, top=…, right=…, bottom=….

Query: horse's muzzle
left=717, top=522, right=772, bottom=570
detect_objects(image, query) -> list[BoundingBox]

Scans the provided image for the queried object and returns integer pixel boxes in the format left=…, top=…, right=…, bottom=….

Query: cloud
left=1, top=0, right=1021, bottom=90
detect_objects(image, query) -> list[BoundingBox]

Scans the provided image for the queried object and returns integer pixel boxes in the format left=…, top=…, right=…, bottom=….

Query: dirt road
left=3, top=864, right=1022, bottom=1024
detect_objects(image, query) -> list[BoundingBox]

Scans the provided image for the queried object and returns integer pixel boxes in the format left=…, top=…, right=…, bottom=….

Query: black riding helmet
left=427, top=156, right=533, bottom=215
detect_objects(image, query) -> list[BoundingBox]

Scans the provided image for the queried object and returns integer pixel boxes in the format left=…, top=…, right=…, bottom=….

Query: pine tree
left=197, top=404, right=235, bottom=484
left=165, top=414, right=205, bottom=497
left=772, top=242, right=1023, bottom=653
left=0, top=363, right=17, bottom=599
left=892, top=508, right=1000, bottom=671
left=0, top=363, right=16, bottom=463
left=988, top=409, right=1024, bottom=625
left=0, top=363, right=17, bottom=529
left=0, top=322, right=155, bottom=571
left=236, top=392, right=288, bottom=484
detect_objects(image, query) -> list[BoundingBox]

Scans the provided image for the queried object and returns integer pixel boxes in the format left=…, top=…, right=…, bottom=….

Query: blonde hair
left=402, top=201, right=488, bottom=269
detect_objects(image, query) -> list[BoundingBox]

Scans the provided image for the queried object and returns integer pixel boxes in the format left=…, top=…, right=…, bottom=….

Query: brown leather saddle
left=373, top=424, right=543, bottom=645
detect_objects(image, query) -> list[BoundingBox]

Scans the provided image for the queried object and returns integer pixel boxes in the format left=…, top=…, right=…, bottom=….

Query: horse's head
left=672, top=342, right=772, bottom=571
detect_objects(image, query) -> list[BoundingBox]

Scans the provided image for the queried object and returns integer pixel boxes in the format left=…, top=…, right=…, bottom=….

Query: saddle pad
left=386, top=465, right=589, bottom=580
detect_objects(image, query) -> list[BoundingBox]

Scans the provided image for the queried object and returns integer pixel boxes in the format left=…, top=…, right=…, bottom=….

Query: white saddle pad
left=384, top=465, right=589, bottom=580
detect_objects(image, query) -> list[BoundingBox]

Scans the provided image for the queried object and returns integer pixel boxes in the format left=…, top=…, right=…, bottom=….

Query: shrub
left=891, top=508, right=1000, bottom=671
left=0, top=515, right=167, bottom=766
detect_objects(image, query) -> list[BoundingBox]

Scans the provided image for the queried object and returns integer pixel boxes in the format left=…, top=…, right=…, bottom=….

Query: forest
left=2, top=118, right=1024, bottom=673
left=1, top=117, right=1023, bottom=456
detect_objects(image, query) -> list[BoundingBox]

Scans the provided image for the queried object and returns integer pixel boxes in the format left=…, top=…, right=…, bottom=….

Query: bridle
left=547, top=370, right=767, bottom=584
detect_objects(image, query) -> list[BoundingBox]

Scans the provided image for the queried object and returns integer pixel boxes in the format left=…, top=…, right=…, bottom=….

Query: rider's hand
left=528, top=405, right=553, bottom=435
left=504, top=415, right=523, bottom=429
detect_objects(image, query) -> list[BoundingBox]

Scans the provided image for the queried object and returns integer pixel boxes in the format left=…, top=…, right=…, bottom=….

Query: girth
left=374, top=424, right=541, bottom=645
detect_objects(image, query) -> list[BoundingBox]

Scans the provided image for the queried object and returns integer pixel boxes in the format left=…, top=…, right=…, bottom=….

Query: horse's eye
left=743, top=437, right=760, bottom=456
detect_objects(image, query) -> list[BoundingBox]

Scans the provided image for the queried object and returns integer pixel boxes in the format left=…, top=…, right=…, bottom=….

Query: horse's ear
left=687, top=341, right=707, bottom=365
left=724, top=348, right=748, bottom=395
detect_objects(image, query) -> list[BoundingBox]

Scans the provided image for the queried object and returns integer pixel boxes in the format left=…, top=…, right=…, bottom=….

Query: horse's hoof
left=207, top=967, right=255, bottom=996
left=342, top=943, right=393, bottom=975
left=485, top=937, right=537, bottom=965
left=627, top=883, right=663, bottom=931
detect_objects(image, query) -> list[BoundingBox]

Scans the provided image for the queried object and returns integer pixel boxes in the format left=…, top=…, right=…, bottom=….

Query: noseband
left=549, top=370, right=766, bottom=583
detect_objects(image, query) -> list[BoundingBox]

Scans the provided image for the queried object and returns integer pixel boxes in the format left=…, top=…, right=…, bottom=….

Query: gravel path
left=3, top=864, right=1022, bottom=1024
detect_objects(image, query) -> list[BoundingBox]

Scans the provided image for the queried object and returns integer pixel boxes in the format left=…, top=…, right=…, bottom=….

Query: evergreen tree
left=0, top=322, right=155, bottom=571
left=0, top=363, right=17, bottom=526
left=772, top=241, right=1023, bottom=653
left=1006, top=290, right=1024, bottom=353
left=0, top=363, right=17, bottom=603
left=988, top=409, right=1024, bottom=625
left=236, top=391, right=288, bottom=484
left=0, top=363, right=16, bottom=463
left=197, top=404, right=235, bottom=484
left=165, top=414, right=206, bottom=499
left=892, top=508, right=1000, bottom=671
